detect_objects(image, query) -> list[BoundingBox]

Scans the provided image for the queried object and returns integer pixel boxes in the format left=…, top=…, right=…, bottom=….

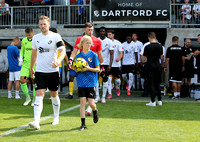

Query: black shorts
left=110, top=67, right=121, bottom=78
left=78, top=87, right=96, bottom=99
left=121, top=65, right=135, bottom=74
left=182, top=65, right=194, bottom=78
left=35, top=72, right=59, bottom=91
left=169, top=69, right=182, bottom=83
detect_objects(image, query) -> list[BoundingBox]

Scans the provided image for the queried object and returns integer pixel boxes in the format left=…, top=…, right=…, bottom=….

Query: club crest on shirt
left=131, top=46, right=133, bottom=48
left=91, top=43, right=94, bottom=47
left=34, top=83, right=37, bottom=89
left=48, top=40, right=52, bottom=44
left=88, top=58, right=92, bottom=62
left=105, top=44, right=108, bottom=47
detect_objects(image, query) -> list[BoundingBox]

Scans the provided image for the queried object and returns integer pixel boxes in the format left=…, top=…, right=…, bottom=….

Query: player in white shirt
left=181, top=0, right=192, bottom=24
left=107, top=30, right=123, bottom=98
left=193, top=0, right=200, bottom=19
left=122, top=36, right=138, bottom=96
left=29, top=16, right=66, bottom=130
left=132, top=33, right=143, bottom=90
left=95, top=27, right=114, bottom=103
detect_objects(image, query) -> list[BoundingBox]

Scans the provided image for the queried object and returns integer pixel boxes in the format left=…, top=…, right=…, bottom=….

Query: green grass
left=0, top=90, right=200, bottom=142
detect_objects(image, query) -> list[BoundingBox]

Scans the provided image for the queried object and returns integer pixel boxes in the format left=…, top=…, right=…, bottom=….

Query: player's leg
left=99, top=76, right=103, bottom=89
left=114, top=68, right=121, bottom=96
left=31, top=78, right=36, bottom=106
left=14, top=71, right=21, bottom=99
left=78, top=87, right=87, bottom=131
left=128, top=73, right=134, bottom=95
left=87, top=87, right=98, bottom=124
left=29, top=89, right=45, bottom=130
left=95, top=80, right=100, bottom=102
left=20, top=67, right=31, bottom=105
left=107, top=75, right=113, bottom=99
left=48, top=72, right=60, bottom=125
left=146, top=74, right=156, bottom=106
left=66, top=69, right=76, bottom=99
left=8, top=72, right=14, bottom=98
left=29, top=72, right=47, bottom=130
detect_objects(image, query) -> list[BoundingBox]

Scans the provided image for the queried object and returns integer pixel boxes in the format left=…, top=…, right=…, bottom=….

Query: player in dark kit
left=164, top=36, right=185, bottom=99
left=142, top=32, right=163, bottom=107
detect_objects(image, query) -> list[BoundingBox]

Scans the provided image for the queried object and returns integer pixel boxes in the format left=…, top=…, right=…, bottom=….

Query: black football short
left=110, top=67, right=121, bottom=78
left=121, top=65, right=135, bottom=74
left=78, top=87, right=96, bottom=99
left=34, top=72, right=60, bottom=91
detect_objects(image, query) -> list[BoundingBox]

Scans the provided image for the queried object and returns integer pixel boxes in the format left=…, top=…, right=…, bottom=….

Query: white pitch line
left=1, top=104, right=80, bottom=137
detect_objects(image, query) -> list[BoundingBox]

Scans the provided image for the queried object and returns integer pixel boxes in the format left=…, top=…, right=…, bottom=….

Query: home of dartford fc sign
left=92, top=0, right=170, bottom=21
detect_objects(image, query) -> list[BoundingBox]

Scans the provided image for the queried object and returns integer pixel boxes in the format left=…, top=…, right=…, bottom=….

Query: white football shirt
left=132, top=40, right=143, bottom=63
left=122, top=41, right=138, bottom=65
left=98, top=37, right=114, bottom=65
left=193, top=3, right=200, bottom=13
left=111, top=39, right=123, bottom=67
left=181, top=4, right=191, bottom=14
left=32, top=32, right=65, bottom=73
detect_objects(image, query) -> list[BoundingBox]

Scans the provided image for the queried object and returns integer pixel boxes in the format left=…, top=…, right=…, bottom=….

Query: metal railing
left=0, top=4, right=91, bottom=28
left=171, top=3, right=200, bottom=28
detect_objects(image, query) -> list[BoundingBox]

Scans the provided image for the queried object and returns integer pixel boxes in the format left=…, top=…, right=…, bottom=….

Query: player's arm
left=182, top=55, right=185, bottom=71
left=108, top=50, right=114, bottom=71
left=135, top=51, right=138, bottom=68
left=97, top=50, right=103, bottom=64
left=142, top=55, right=146, bottom=64
left=52, top=47, right=66, bottom=68
left=84, top=65, right=100, bottom=73
left=164, top=57, right=169, bottom=72
left=116, top=51, right=123, bottom=62
left=31, top=49, right=37, bottom=78
left=19, top=41, right=25, bottom=66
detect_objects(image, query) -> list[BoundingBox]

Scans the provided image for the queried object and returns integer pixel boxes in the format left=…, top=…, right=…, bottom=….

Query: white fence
left=0, top=4, right=91, bottom=28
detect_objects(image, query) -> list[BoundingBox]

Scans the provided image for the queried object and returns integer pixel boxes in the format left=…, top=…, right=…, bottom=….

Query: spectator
left=20, top=0, right=28, bottom=10
left=76, top=0, right=86, bottom=24
left=7, top=37, right=21, bottom=99
left=181, top=0, right=192, bottom=25
left=0, top=48, right=8, bottom=89
left=41, top=0, right=54, bottom=5
left=193, top=0, right=200, bottom=20
left=0, top=0, right=10, bottom=25
left=29, top=0, right=44, bottom=5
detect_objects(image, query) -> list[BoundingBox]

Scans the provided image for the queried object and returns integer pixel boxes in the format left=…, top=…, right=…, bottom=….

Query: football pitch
left=0, top=90, right=200, bottom=142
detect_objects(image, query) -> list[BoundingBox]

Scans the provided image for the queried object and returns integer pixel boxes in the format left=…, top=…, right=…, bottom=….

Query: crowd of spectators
left=171, top=0, right=200, bottom=27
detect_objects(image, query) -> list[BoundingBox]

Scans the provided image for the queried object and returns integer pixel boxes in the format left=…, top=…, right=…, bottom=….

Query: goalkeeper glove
left=68, top=57, right=73, bottom=69
left=18, top=56, right=23, bottom=66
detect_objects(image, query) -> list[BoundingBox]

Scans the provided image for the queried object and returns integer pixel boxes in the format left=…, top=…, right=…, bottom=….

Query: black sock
left=93, top=110, right=97, bottom=115
left=81, top=118, right=85, bottom=126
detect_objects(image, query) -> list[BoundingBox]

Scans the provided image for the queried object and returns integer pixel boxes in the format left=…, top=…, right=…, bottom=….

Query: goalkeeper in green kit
left=19, top=27, right=36, bottom=106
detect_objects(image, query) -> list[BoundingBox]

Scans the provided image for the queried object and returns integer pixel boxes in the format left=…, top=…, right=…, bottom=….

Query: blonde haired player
left=29, top=16, right=66, bottom=130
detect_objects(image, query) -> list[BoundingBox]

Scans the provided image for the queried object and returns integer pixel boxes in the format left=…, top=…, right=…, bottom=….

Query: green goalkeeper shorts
left=20, top=65, right=36, bottom=78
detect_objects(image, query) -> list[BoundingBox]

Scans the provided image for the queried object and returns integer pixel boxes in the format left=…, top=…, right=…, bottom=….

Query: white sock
left=122, top=74, right=128, bottom=83
left=51, top=95, right=60, bottom=120
left=115, top=79, right=121, bottom=90
left=102, top=81, right=108, bottom=98
left=128, top=73, right=134, bottom=91
left=15, top=91, right=19, bottom=96
left=34, top=96, right=43, bottom=123
left=177, top=92, right=180, bottom=96
left=95, top=82, right=99, bottom=98
left=141, top=78, right=145, bottom=89
left=108, top=76, right=112, bottom=94
left=132, top=75, right=135, bottom=89
left=174, top=92, right=178, bottom=97
left=8, top=91, right=11, bottom=95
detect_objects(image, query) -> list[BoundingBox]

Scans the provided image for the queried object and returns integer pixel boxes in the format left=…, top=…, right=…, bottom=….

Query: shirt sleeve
left=118, top=42, right=123, bottom=52
left=74, top=37, right=81, bottom=50
left=97, top=39, right=102, bottom=51
left=20, top=39, right=25, bottom=57
left=94, top=53, right=100, bottom=66
left=109, top=40, right=114, bottom=50
left=32, top=36, right=37, bottom=50
left=143, top=46, right=148, bottom=57
left=166, top=47, right=170, bottom=58
left=55, top=33, right=65, bottom=50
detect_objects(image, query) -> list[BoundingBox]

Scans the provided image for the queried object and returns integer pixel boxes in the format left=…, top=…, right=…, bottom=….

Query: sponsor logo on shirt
left=48, top=40, right=52, bottom=45
left=38, top=47, right=50, bottom=53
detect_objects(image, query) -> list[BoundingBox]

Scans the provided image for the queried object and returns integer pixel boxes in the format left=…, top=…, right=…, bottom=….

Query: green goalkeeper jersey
left=20, top=37, right=33, bottom=69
